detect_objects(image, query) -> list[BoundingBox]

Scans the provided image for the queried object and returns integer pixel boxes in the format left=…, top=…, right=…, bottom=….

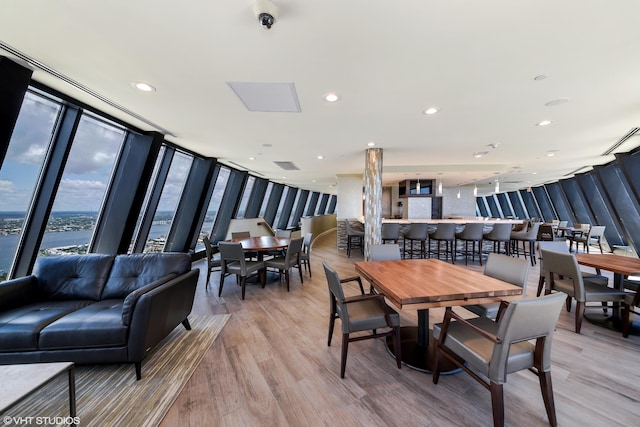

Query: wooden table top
left=354, top=259, right=522, bottom=311
left=229, top=236, right=290, bottom=251
left=575, top=253, right=640, bottom=276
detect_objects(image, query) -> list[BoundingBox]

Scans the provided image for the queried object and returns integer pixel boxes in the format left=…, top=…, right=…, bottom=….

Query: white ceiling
left=2, top=0, right=640, bottom=196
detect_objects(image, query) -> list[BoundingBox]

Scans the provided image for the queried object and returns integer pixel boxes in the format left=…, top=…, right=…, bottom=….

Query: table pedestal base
left=385, top=326, right=460, bottom=374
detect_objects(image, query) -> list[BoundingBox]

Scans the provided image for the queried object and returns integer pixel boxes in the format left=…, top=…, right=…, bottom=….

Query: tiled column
left=364, top=148, right=382, bottom=260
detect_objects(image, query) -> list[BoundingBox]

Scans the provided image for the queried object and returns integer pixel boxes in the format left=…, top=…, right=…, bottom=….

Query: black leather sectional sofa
left=0, top=252, right=198, bottom=379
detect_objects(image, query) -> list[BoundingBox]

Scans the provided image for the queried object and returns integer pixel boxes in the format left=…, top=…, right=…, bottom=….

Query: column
left=364, top=148, right=383, bottom=260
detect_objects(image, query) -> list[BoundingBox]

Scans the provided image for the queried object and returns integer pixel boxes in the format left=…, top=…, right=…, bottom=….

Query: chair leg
left=622, top=304, right=631, bottom=338
left=298, top=264, right=304, bottom=283
left=340, top=333, right=349, bottom=378
left=285, top=270, right=290, bottom=291
left=537, top=275, right=545, bottom=297
left=565, top=295, right=572, bottom=312
left=260, top=268, right=266, bottom=288
left=328, top=309, right=336, bottom=346
left=489, top=382, right=505, bottom=427
left=218, top=274, right=225, bottom=297
left=432, top=339, right=441, bottom=384
left=539, top=371, right=558, bottom=427
left=575, top=301, right=585, bottom=333
left=241, top=276, right=247, bottom=300
left=206, top=268, right=211, bottom=289
left=393, top=326, right=402, bottom=369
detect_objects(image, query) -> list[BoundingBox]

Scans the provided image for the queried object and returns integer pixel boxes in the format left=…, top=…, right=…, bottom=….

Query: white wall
left=442, top=186, right=477, bottom=218
left=336, top=174, right=363, bottom=220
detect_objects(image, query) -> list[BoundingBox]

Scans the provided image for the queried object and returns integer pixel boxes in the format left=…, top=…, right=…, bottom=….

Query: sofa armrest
left=127, top=269, right=199, bottom=361
left=0, top=275, right=38, bottom=312
left=121, top=273, right=177, bottom=326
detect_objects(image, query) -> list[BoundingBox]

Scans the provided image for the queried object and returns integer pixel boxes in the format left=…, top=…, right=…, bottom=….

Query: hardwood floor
left=160, top=231, right=640, bottom=426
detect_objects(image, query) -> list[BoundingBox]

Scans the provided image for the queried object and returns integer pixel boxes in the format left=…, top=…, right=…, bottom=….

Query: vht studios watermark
left=3, top=416, right=80, bottom=425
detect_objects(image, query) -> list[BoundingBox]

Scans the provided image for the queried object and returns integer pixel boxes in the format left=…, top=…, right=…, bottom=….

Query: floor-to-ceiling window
left=196, top=166, right=230, bottom=248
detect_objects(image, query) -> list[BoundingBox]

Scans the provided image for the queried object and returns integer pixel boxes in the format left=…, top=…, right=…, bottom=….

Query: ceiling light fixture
left=249, top=157, right=255, bottom=160
left=488, top=143, right=500, bottom=149
left=536, top=120, right=553, bottom=127
left=533, top=74, right=548, bottom=81
left=495, top=179, right=500, bottom=193
left=132, top=81, right=156, bottom=92
left=317, top=155, right=324, bottom=159
left=473, top=151, right=488, bottom=158
left=367, top=142, right=375, bottom=147
left=324, top=93, right=340, bottom=102
left=473, top=183, right=478, bottom=197
left=457, top=185, right=461, bottom=199
left=423, top=107, right=438, bottom=115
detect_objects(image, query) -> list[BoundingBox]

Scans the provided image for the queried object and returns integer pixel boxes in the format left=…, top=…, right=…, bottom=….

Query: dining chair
left=537, top=224, right=557, bottom=242
left=275, top=229, right=292, bottom=238
left=555, top=220, right=568, bottom=237
left=571, top=225, right=606, bottom=254
left=454, top=223, right=485, bottom=265
left=428, top=223, right=456, bottom=263
left=202, top=235, right=221, bottom=289
left=404, top=223, right=429, bottom=259
left=370, top=243, right=401, bottom=261
left=535, top=241, right=608, bottom=297
left=323, top=262, right=401, bottom=378
left=510, top=221, right=541, bottom=266
left=567, top=223, right=590, bottom=252
left=482, top=223, right=512, bottom=256
left=218, top=241, right=266, bottom=300
left=463, top=253, right=529, bottom=319
left=344, top=219, right=364, bottom=257
left=299, top=232, right=313, bottom=277
left=622, top=277, right=640, bottom=338
left=541, top=248, right=627, bottom=333
left=432, top=292, right=567, bottom=427
left=265, top=237, right=304, bottom=291
left=381, top=222, right=400, bottom=244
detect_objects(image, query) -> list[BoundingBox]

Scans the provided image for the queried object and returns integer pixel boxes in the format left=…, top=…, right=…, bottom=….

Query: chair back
left=588, top=225, right=606, bottom=238
left=573, top=223, right=590, bottom=233
left=406, top=223, right=429, bottom=239
left=203, top=235, right=213, bottom=262
left=232, top=231, right=251, bottom=239
left=540, top=249, right=586, bottom=300
left=558, top=220, right=568, bottom=228
left=344, top=219, right=360, bottom=235
left=370, top=244, right=401, bottom=261
left=275, top=229, right=292, bottom=238
left=302, top=232, right=313, bottom=254
left=381, top=223, right=400, bottom=241
left=537, top=224, right=555, bottom=241
left=457, top=223, right=484, bottom=240
left=484, top=222, right=512, bottom=240
left=323, top=262, right=349, bottom=320
left=484, top=253, right=530, bottom=294
left=431, top=223, right=455, bottom=240
left=490, top=292, right=566, bottom=382
left=219, top=241, right=247, bottom=273
left=537, top=241, right=569, bottom=278
left=284, top=237, right=304, bottom=266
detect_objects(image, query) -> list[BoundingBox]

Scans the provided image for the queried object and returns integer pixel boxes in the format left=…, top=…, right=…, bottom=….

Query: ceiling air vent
left=274, top=161, right=299, bottom=170
left=602, top=127, right=640, bottom=155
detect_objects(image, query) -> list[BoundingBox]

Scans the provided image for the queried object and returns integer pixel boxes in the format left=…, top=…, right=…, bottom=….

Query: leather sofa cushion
left=101, top=253, right=191, bottom=299
left=0, top=300, right=93, bottom=351
left=39, top=300, right=128, bottom=349
left=34, top=254, right=115, bottom=301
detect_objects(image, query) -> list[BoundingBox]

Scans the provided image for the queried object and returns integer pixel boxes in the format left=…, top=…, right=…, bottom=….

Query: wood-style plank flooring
left=161, top=231, right=640, bottom=426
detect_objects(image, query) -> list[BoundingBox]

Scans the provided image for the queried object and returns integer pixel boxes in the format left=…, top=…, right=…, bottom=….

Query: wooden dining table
left=229, top=236, right=290, bottom=261
left=575, top=253, right=640, bottom=332
left=354, top=258, right=523, bottom=372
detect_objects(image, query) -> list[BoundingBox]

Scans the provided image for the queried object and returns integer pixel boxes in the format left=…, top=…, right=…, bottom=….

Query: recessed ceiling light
left=545, top=98, right=569, bottom=107
left=317, top=155, right=324, bottom=159
left=546, top=152, right=555, bottom=157
left=132, top=81, right=156, bottom=92
left=312, top=179, right=316, bottom=183
left=249, top=157, right=255, bottom=160
left=536, top=120, right=553, bottom=126
left=324, top=93, right=340, bottom=102
left=532, top=172, right=538, bottom=175
left=473, top=151, right=488, bottom=158
left=533, top=74, right=548, bottom=81
left=488, top=143, right=500, bottom=149
left=367, top=142, right=375, bottom=147
left=423, top=107, right=439, bottom=115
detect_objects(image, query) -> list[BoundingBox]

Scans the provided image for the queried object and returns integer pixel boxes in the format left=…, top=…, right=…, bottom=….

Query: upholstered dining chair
left=203, top=235, right=221, bottom=289
left=218, top=241, right=266, bottom=300
left=299, top=232, right=313, bottom=277
left=403, top=223, right=429, bottom=259
left=454, top=222, right=485, bottom=265
left=381, top=222, right=401, bottom=244
left=567, top=223, right=590, bottom=251
left=432, top=292, right=567, bottom=427
left=275, top=229, right=292, bottom=238
left=570, top=225, right=606, bottom=254
left=265, top=237, right=304, bottom=291
left=428, top=223, right=456, bottom=263
left=483, top=223, right=512, bottom=256
left=535, top=241, right=608, bottom=297
left=344, top=219, right=364, bottom=257
left=370, top=243, right=402, bottom=261
left=541, top=248, right=627, bottom=333
left=463, top=253, right=529, bottom=319
left=510, top=221, right=541, bottom=266
left=622, top=277, right=640, bottom=338
left=323, top=262, right=401, bottom=378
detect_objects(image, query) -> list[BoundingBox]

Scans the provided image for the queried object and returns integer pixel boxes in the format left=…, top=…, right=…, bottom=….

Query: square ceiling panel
left=227, top=81, right=301, bottom=112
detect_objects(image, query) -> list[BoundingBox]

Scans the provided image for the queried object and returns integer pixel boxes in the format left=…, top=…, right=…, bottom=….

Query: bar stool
left=344, top=219, right=364, bottom=257
left=482, top=222, right=512, bottom=256
left=403, top=223, right=429, bottom=259
left=510, top=222, right=541, bottom=266
left=381, top=222, right=400, bottom=244
left=428, top=223, right=456, bottom=263
left=454, top=223, right=485, bottom=265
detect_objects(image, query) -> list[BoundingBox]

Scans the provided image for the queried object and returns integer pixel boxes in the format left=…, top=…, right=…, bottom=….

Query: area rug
left=4, top=314, right=230, bottom=426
